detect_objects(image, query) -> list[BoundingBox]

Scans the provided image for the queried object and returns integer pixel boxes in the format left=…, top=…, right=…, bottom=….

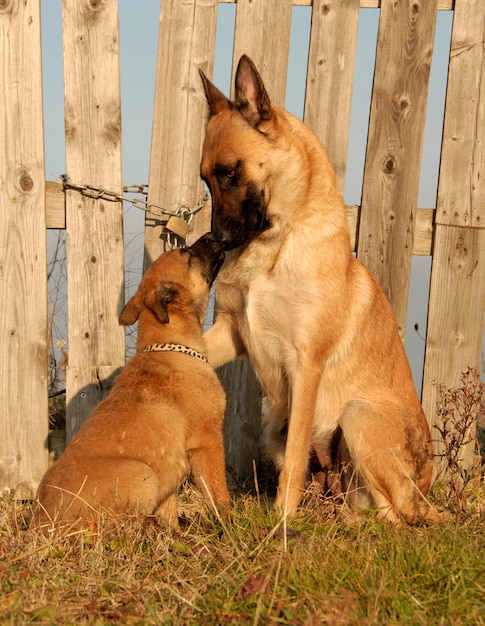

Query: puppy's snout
left=188, top=233, right=225, bottom=285
left=190, top=233, right=224, bottom=259
left=191, top=231, right=224, bottom=254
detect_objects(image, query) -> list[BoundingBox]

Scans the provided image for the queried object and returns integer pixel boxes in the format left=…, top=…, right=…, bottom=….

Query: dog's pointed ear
left=119, top=295, right=141, bottom=326
left=234, top=54, right=272, bottom=127
left=199, top=68, right=230, bottom=117
left=151, top=282, right=180, bottom=325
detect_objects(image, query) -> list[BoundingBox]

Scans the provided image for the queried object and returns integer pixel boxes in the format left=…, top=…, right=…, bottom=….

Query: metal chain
left=60, top=174, right=209, bottom=220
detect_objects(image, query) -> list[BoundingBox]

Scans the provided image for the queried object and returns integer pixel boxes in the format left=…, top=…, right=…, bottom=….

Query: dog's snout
left=190, top=232, right=224, bottom=257
left=188, top=233, right=225, bottom=286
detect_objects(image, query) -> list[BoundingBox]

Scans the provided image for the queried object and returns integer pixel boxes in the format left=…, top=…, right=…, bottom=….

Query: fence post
left=0, top=0, right=49, bottom=497
left=215, top=0, right=293, bottom=483
left=62, top=0, right=125, bottom=440
left=357, top=0, right=438, bottom=340
left=422, top=0, right=485, bottom=465
left=144, top=0, right=219, bottom=267
left=304, top=0, right=360, bottom=196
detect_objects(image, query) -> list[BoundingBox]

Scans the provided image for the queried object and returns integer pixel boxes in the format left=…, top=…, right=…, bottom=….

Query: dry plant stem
left=433, top=367, right=485, bottom=512
left=252, top=459, right=261, bottom=507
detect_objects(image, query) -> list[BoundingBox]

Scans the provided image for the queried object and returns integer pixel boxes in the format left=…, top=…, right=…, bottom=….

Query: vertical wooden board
left=215, top=356, right=262, bottom=484
left=65, top=365, right=121, bottom=438
left=45, top=181, right=65, bottom=229
left=215, top=0, right=292, bottom=483
left=422, top=227, right=485, bottom=460
left=62, top=0, right=125, bottom=439
left=232, top=0, right=293, bottom=105
left=304, top=0, right=360, bottom=195
left=422, top=0, right=485, bottom=464
left=144, top=0, right=218, bottom=266
left=218, top=359, right=262, bottom=481
left=435, top=0, right=485, bottom=228
left=357, top=0, right=438, bottom=339
left=0, top=0, right=49, bottom=496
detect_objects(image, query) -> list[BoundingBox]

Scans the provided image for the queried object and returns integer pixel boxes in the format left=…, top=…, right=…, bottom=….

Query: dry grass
left=1, top=475, right=485, bottom=625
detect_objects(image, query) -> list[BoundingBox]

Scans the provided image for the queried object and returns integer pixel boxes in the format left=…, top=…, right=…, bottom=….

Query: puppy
left=199, top=55, right=441, bottom=524
left=32, top=233, right=230, bottom=533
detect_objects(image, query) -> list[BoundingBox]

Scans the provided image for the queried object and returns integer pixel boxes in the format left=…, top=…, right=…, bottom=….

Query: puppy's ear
left=199, top=68, right=230, bottom=117
left=150, top=282, right=179, bottom=325
left=119, top=296, right=140, bottom=326
left=234, top=54, right=272, bottom=127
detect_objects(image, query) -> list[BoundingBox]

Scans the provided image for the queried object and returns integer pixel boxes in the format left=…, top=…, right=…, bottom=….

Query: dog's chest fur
left=216, top=240, right=321, bottom=376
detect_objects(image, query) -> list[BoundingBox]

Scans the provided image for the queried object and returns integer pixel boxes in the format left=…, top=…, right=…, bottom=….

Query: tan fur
left=200, top=55, right=440, bottom=524
left=32, top=239, right=230, bottom=534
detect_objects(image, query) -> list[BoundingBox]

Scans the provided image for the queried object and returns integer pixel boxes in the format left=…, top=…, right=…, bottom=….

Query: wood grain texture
left=434, top=0, right=485, bottom=229
left=219, top=0, right=455, bottom=9
left=62, top=0, right=125, bottom=439
left=213, top=0, right=293, bottom=483
left=45, top=181, right=65, bottom=229
left=0, top=0, right=49, bottom=496
left=217, top=359, right=263, bottom=481
left=232, top=0, right=293, bottom=105
left=144, top=0, right=218, bottom=267
left=422, top=227, right=485, bottom=462
left=304, top=0, right=360, bottom=194
left=357, top=0, right=438, bottom=340
left=359, top=0, right=453, bottom=7
left=422, top=0, right=485, bottom=464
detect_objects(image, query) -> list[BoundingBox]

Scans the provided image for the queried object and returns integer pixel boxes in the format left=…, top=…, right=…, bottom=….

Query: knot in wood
left=20, top=172, right=34, bottom=192
left=382, top=156, right=396, bottom=175
left=0, top=0, right=12, bottom=12
left=88, top=0, right=104, bottom=11
left=84, top=0, right=105, bottom=20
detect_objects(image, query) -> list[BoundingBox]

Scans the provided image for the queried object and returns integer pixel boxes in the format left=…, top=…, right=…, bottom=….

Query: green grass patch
left=1, top=479, right=484, bottom=625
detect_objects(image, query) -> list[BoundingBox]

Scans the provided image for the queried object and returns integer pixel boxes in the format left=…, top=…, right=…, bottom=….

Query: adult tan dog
left=199, top=55, right=440, bottom=524
left=32, top=233, right=230, bottom=533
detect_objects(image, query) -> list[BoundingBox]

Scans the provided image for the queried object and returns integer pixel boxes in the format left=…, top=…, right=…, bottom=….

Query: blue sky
left=40, top=2, right=459, bottom=392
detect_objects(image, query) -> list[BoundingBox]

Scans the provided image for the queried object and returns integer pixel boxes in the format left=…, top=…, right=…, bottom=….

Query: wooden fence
left=1, top=0, right=484, bottom=497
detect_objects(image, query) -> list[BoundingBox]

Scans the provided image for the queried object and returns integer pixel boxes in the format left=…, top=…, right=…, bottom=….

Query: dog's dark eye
left=212, top=161, right=243, bottom=191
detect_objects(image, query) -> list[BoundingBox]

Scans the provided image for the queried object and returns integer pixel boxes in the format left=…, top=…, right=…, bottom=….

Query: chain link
left=60, top=174, right=209, bottom=220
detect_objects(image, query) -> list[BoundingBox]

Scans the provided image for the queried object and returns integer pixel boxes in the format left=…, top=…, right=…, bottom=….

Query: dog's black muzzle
left=209, top=182, right=269, bottom=251
left=188, top=232, right=225, bottom=286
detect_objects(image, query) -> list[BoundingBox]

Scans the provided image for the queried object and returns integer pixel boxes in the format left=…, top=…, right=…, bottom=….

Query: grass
left=1, top=478, right=484, bottom=625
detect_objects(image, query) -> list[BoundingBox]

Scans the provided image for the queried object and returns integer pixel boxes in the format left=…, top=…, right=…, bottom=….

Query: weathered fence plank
left=304, top=0, right=360, bottom=195
left=357, top=0, right=438, bottom=340
left=46, top=181, right=65, bottom=229
left=215, top=0, right=293, bottom=483
left=144, top=0, right=219, bottom=268
left=422, top=0, right=485, bottom=464
left=219, top=0, right=455, bottom=9
left=231, top=0, right=292, bottom=104
left=62, top=0, right=125, bottom=440
left=0, top=0, right=49, bottom=497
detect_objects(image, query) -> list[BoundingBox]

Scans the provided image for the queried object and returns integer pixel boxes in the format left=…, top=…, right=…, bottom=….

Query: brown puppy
left=32, top=233, right=230, bottom=533
left=199, top=55, right=440, bottom=524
